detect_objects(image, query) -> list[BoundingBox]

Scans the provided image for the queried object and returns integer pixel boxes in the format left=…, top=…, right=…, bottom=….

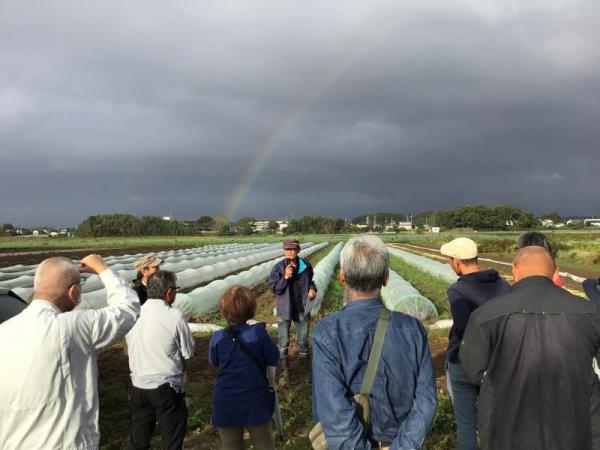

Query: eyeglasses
left=70, top=279, right=85, bottom=289
left=169, top=286, right=181, bottom=292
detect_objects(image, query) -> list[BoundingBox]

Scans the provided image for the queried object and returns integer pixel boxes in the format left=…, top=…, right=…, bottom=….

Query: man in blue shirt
left=312, top=235, right=437, bottom=449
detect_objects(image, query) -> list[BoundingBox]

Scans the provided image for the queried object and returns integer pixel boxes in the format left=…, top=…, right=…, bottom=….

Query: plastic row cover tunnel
left=381, top=269, right=438, bottom=321
left=387, top=246, right=457, bottom=283
left=76, top=243, right=316, bottom=310
left=9, top=244, right=281, bottom=302
left=0, top=243, right=268, bottom=280
left=309, top=242, right=343, bottom=317
left=174, top=242, right=328, bottom=318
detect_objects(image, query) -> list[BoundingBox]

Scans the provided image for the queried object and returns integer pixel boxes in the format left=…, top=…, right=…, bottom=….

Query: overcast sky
left=1, top=0, right=599, bottom=226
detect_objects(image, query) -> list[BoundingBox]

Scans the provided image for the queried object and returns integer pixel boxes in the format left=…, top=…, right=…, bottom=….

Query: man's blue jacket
left=312, top=296, right=437, bottom=449
left=268, top=257, right=317, bottom=321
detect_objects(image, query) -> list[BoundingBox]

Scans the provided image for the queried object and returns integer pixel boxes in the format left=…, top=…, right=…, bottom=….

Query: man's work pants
left=130, top=383, right=188, bottom=450
left=277, top=314, right=309, bottom=358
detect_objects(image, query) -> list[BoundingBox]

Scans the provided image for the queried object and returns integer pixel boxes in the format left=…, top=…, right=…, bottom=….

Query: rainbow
left=223, top=32, right=380, bottom=220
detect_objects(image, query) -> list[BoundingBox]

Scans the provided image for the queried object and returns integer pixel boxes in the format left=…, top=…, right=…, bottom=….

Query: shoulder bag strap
left=226, top=327, right=267, bottom=374
left=360, top=307, right=391, bottom=396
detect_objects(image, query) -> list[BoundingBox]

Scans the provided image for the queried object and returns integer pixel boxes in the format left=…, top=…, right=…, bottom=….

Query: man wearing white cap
left=440, top=237, right=509, bottom=450
left=132, top=254, right=163, bottom=305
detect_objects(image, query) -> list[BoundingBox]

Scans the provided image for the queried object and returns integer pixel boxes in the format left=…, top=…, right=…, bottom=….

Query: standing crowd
left=0, top=233, right=600, bottom=450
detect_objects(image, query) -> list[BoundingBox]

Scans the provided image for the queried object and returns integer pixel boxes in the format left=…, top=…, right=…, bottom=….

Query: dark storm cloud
left=1, top=0, right=599, bottom=226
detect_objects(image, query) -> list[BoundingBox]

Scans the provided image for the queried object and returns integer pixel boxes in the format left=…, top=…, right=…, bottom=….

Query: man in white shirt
left=126, top=270, right=195, bottom=450
left=0, top=254, right=140, bottom=450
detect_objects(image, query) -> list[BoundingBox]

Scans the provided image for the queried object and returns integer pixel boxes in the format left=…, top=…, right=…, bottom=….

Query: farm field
left=2, top=230, right=598, bottom=450
left=386, top=229, right=600, bottom=274
left=93, top=244, right=456, bottom=450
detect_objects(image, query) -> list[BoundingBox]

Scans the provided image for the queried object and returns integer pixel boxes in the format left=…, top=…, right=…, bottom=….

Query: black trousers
left=130, top=383, right=188, bottom=450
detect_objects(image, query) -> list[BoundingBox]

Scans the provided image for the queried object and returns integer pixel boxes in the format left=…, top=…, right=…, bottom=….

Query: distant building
left=253, top=220, right=288, bottom=233
left=540, top=219, right=554, bottom=227
left=397, top=221, right=413, bottom=231
left=584, top=218, right=600, bottom=227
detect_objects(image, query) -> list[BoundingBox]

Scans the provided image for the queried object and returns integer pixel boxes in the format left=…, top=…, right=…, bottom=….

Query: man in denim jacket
left=312, top=236, right=437, bottom=449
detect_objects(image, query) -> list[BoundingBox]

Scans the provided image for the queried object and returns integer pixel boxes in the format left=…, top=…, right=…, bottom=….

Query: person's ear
left=382, top=270, right=389, bottom=287
left=339, top=270, right=346, bottom=286
left=66, top=285, right=80, bottom=308
left=512, top=262, right=519, bottom=284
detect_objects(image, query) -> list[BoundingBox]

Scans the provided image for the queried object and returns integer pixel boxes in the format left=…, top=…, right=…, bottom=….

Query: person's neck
left=460, top=264, right=480, bottom=276
left=345, top=288, right=380, bottom=302
left=34, top=295, right=67, bottom=312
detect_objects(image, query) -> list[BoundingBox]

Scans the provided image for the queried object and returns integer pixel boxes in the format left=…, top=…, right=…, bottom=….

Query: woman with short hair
left=209, top=286, right=279, bottom=450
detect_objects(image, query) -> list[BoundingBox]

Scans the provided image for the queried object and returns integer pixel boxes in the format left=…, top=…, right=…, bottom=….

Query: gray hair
left=146, top=270, right=177, bottom=299
left=517, top=231, right=555, bottom=258
left=340, top=235, right=389, bottom=295
left=33, top=257, right=79, bottom=300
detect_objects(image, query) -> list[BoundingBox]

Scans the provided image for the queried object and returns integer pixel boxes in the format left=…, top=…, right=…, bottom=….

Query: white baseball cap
left=440, top=237, right=478, bottom=260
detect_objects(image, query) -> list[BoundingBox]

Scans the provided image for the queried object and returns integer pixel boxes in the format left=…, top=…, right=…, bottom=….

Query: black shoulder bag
left=226, top=326, right=276, bottom=416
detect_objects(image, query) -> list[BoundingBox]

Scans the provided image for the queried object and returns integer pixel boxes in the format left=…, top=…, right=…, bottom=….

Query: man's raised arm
left=70, top=254, right=140, bottom=351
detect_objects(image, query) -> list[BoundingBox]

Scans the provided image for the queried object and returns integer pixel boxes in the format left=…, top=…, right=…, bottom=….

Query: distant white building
left=396, top=221, right=413, bottom=231
left=254, top=220, right=288, bottom=233
left=584, top=218, right=600, bottom=227
left=540, top=219, right=554, bottom=227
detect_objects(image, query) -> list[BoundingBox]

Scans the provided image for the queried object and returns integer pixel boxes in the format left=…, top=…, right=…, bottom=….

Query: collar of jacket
left=511, top=275, right=554, bottom=290
left=342, top=295, right=383, bottom=311
left=29, top=299, right=62, bottom=314
left=298, top=257, right=307, bottom=275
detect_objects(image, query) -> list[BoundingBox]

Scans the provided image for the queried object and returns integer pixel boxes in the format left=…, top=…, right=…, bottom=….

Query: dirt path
left=429, top=334, right=449, bottom=388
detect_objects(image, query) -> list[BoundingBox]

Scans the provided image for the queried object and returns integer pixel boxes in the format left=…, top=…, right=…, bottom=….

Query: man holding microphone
left=268, top=239, right=317, bottom=376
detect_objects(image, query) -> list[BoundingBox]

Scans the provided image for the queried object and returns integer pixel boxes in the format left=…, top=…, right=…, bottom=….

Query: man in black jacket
left=460, top=246, right=600, bottom=450
left=441, top=237, right=510, bottom=450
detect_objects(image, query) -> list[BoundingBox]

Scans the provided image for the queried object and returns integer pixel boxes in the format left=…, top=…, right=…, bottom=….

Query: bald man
left=0, top=254, right=140, bottom=450
left=459, top=247, right=600, bottom=450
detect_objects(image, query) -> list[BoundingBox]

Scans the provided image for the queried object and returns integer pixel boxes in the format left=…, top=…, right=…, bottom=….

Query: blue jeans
left=446, top=361, right=479, bottom=450
left=277, top=314, right=309, bottom=358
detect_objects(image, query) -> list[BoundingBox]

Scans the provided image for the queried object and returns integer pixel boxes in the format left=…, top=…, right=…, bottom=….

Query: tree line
left=1, top=206, right=590, bottom=238
left=73, top=214, right=352, bottom=237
